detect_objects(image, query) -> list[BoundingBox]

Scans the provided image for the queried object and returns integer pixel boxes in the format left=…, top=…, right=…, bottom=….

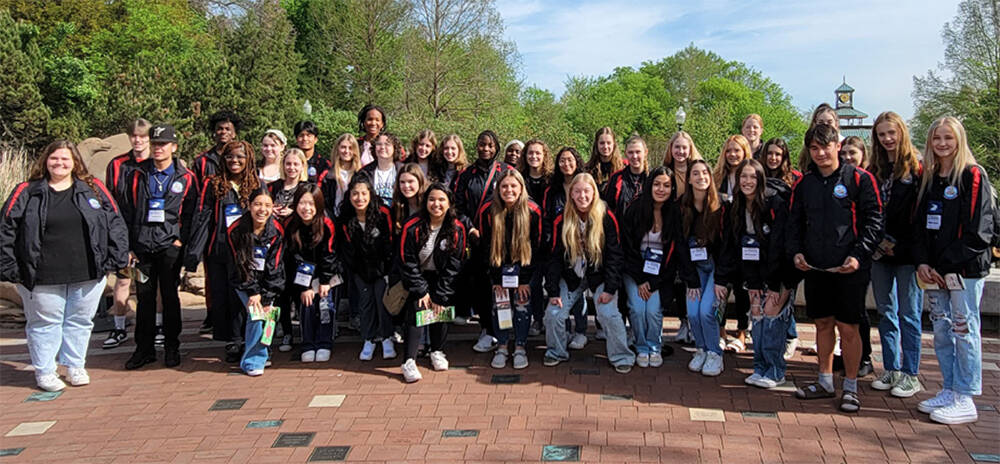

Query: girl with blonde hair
left=663, top=131, right=703, bottom=198
left=319, top=133, right=362, bottom=218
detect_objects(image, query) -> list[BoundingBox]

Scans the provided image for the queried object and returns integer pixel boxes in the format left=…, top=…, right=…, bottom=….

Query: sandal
left=725, top=339, right=746, bottom=353
left=840, top=391, right=861, bottom=413
left=795, top=382, right=835, bottom=399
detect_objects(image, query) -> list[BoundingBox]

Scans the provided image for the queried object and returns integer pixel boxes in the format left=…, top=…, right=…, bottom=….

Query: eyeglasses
left=224, top=153, right=248, bottom=160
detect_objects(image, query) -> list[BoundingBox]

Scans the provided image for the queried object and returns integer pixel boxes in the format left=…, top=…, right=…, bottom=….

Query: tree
left=912, top=0, right=999, bottom=181
left=0, top=9, right=49, bottom=149
left=340, top=0, right=408, bottom=108
left=562, top=67, right=676, bottom=147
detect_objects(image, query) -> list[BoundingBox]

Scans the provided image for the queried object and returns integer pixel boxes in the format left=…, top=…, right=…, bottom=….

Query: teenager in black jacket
left=397, top=183, right=467, bottom=382
left=602, top=136, right=648, bottom=215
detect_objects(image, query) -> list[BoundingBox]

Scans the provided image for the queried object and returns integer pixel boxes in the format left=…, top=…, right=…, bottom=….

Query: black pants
left=722, top=286, right=750, bottom=332
left=206, top=257, right=243, bottom=344
left=275, top=289, right=294, bottom=339
left=135, top=245, right=183, bottom=353
left=472, top=272, right=495, bottom=336
left=403, top=273, right=449, bottom=361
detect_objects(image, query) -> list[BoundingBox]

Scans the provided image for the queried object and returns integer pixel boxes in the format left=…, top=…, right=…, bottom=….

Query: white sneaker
left=491, top=348, right=509, bottom=369
left=401, top=359, right=422, bottom=383
left=757, top=376, right=785, bottom=389
left=382, top=339, right=397, bottom=359
left=278, top=335, right=292, bottom=352
left=636, top=353, right=650, bottom=368
left=672, top=320, right=690, bottom=342
left=701, top=352, right=723, bottom=377
left=301, top=350, right=316, bottom=362
left=66, top=367, right=89, bottom=386
left=930, top=394, right=978, bottom=425
left=783, top=338, right=799, bottom=360
left=430, top=351, right=449, bottom=371
left=316, top=349, right=331, bottom=362
left=872, top=370, right=903, bottom=391
left=595, top=327, right=606, bottom=341
left=649, top=353, right=663, bottom=368
left=745, top=373, right=763, bottom=386
left=473, top=331, right=497, bottom=353
left=568, top=333, right=588, bottom=350
left=246, top=369, right=264, bottom=377
left=688, top=349, right=707, bottom=372
left=36, top=372, right=66, bottom=392
left=359, top=341, right=376, bottom=361
left=918, top=389, right=955, bottom=414
left=452, top=316, right=468, bottom=326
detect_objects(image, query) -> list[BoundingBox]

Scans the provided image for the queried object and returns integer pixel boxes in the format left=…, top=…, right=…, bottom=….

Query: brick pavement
left=0, top=308, right=998, bottom=463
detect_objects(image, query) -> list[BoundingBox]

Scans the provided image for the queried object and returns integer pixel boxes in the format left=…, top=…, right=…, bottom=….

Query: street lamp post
left=675, top=106, right=686, bottom=131
left=303, top=99, right=312, bottom=116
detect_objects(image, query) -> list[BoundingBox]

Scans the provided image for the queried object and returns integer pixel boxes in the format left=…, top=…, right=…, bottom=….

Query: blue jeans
left=493, top=288, right=531, bottom=346
left=236, top=290, right=270, bottom=372
left=300, top=290, right=336, bottom=351
left=17, top=277, right=107, bottom=376
left=686, top=260, right=721, bottom=354
left=870, top=262, right=923, bottom=375
left=544, top=281, right=635, bottom=367
left=624, top=276, right=664, bottom=355
left=926, top=278, right=984, bottom=396
left=787, top=314, right=798, bottom=339
left=751, top=289, right=794, bottom=381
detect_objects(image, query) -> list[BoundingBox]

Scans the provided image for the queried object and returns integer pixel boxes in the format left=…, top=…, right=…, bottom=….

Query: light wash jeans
left=623, top=276, right=664, bottom=355
left=236, top=290, right=270, bottom=373
left=750, top=289, right=795, bottom=381
left=871, top=262, right=923, bottom=375
left=926, top=277, right=984, bottom=396
left=544, top=281, right=635, bottom=367
left=686, top=259, right=721, bottom=355
left=17, top=277, right=107, bottom=376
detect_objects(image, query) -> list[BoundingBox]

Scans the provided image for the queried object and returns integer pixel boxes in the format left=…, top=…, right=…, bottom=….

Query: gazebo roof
left=836, top=82, right=854, bottom=93
left=836, top=107, right=868, bottom=118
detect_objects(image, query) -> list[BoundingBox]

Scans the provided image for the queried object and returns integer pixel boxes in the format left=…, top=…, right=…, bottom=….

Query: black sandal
left=795, top=382, right=835, bottom=399
left=840, top=391, right=861, bottom=413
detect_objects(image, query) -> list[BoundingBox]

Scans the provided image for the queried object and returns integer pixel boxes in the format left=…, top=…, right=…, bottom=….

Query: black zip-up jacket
left=475, top=200, right=543, bottom=286
left=1, top=178, right=129, bottom=290
left=306, top=154, right=331, bottom=182
left=874, top=164, right=922, bottom=265
left=545, top=209, right=624, bottom=295
left=283, top=216, right=340, bottom=291
left=317, top=168, right=349, bottom=219
left=185, top=180, right=248, bottom=269
left=191, top=147, right=221, bottom=187
left=226, top=216, right=285, bottom=306
left=453, top=161, right=513, bottom=223
left=914, top=164, right=995, bottom=278
left=398, top=216, right=468, bottom=305
left=105, top=150, right=142, bottom=203
left=541, top=184, right=568, bottom=254
left=523, top=173, right=548, bottom=205
left=121, top=159, right=199, bottom=255
left=715, top=190, right=791, bottom=292
left=786, top=162, right=884, bottom=271
left=679, top=206, right=726, bottom=289
left=338, top=204, right=393, bottom=282
left=602, top=168, right=646, bottom=215
left=621, top=201, right=682, bottom=292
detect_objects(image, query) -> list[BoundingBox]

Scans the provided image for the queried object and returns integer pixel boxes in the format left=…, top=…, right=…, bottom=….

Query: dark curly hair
left=211, top=140, right=261, bottom=209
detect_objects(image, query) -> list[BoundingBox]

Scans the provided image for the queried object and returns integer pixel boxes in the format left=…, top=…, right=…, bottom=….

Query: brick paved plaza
left=1, top=306, right=998, bottom=463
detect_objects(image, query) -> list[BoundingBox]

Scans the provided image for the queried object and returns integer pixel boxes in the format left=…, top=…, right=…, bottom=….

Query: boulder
left=79, top=133, right=131, bottom=184
left=0, top=282, right=21, bottom=306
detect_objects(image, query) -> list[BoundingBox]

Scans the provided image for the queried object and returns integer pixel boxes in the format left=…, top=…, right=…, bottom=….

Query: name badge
left=688, top=238, right=707, bottom=262
left=643, top=248, right=663, bottom=274
left=224, top=204, right=242, bottom=227
left=147, top=199, right=165, bottom=223
left=495, top=291, right=513, bottom=329
left=501, top=264, right=520, bottom=288
left=252, top=246, right=267, bottom=271
left=741, top=235, right=760, bottom=261
left=294, top=261, right=315, bottom=287
left=926, top=201, right=942, bottom=230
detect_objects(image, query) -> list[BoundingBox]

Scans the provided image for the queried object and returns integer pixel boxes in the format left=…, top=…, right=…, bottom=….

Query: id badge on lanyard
left=643, top=248, right=664, bottom=274
left=495, top=290, right=513, bottom=329
left=224, top=204, right=242, bottom=227
left=294, top=261, right=315, bottom=287
left=252, top=246, right=267, bottom=271
left=926, top=201, right=943, bottom=230
left=688, top=237, right=708, bottom=262
left=147, top=199, right=165, bottom=223
left=741, top=235, right=760, bottom=261
left=502, top=264, right=520, bottom=288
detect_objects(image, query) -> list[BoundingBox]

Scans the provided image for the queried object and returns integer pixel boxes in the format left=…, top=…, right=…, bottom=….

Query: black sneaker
left=154, top=326, right=165, bottom=346
left=198, top=321, right=213, bottom=335
left=224, top=344, right=241, bottom=363
left=164, top=349, right=181, bottom=368
left=858, top=360, right=874, bottom=377
left=125, top=351, right=156, bottom=370
left=103, top=330, right=128, bottom=349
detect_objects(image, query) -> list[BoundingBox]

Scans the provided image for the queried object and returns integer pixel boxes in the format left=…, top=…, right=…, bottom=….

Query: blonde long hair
left=561, top=173, right=607, bottom=267
left=331, top=133, right=361, bottom=178
left=871, top=111, right=921, bottom=183
left=712, top=135, right=752, bottom=186
left=918, top=116, right=977, bottom=203
left=663, top=130, right=703, bottom=198
left=489, top=170, right=533, bottom=267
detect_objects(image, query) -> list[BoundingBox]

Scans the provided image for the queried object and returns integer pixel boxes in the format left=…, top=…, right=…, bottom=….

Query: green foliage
left=563, top=67, right=676, bottom=147
left=0, top=9, right=49, bottom=148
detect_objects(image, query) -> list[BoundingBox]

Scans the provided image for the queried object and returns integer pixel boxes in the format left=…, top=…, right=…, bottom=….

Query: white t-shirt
left=419, top=226, right=441, bottom=271
left=374, top=166, right=397, bottom=206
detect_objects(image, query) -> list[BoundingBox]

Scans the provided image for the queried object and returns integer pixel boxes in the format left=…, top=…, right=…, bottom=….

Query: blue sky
left=497, top=0, right=960, bottom=121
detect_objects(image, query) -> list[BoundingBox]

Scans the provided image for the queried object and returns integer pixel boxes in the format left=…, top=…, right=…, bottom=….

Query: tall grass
left=1, top=147, right=32, bottom=201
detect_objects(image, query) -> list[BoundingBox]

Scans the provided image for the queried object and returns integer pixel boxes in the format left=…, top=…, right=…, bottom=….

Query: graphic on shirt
left=944, top=186, right=958, bottom=200
left=833, top=184, right=848, bottom=199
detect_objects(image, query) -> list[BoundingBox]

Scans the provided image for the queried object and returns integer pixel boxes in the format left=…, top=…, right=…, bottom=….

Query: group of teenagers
left=1, top=103, right=995, bottom=425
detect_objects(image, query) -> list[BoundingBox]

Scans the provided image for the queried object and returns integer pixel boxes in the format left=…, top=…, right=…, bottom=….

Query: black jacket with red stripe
left=601, top=168, right=646, bottom=215
left=191, top=147, right=221, bottom=186
left=1, top=178, right=129, bottom=290
left=786, top=162, right=884, bottom=271
left=316, top=168, right=348, bottom=219
left=453, top=161, right=514, bottom=223
left=120, top=159, right=199, bottom=255
left=545, top=208, right=624, bottom=295
left=913, top=164, right=995, bottom=278
left=874, top=164, right=922, bottom=266
left=226, top=216, right=285, bottom=306
left=398, top=216, right=467, bottom=305
left=283, top=215, right=340, bottom=292
left=621, top=201, right=682, bottom=292
left=715, top=189, right=792, bottom=292
left=185, top=180, right=253, bottom=270
left=306, top=155, right=332, bottom=182
left=476, top=199, right=543, bottom=286
left=338, top=204, right=393, bottom=282
left=105, top=150, right=142, bottom=203
left=541, top=184, right=568, bottom=255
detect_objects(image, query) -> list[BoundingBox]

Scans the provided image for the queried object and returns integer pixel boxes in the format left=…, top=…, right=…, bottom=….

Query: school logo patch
left=833, top=184, right=848, bottom=199
left=439, top=240, right=448, bottom=251
left=762, top=224, right=771, bottom=234
left=170, top=181, right=184, bottom=194
left=308, top=166, right=317, bottom=177
left=88, top=198, right=101, bottom=209
left=944, top=186, right=958, bottom=200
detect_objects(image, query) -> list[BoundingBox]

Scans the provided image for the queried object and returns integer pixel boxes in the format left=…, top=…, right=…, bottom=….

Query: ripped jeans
left=750, top=289, right=795, bottom=381
left=926, top=278, right=985, bottom=396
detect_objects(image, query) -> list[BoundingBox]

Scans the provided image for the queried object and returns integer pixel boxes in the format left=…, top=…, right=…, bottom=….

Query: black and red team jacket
left=475, top=199, right=543, bottom=287
left=185, top=180, right=257, bottom=270
left=282, top=215, right=341, bottom=294
left=120, top=159, right=199, bottom=255
left=873, top=164, right=922, bottom=266
left=621, top=201, right=682, bottom=294
left=601, top=168, right=646, bottom=215
left=715, top=189, right=795, bottom=292
left=397, top=216, right=467, bottom=305
left=786, top=162, right=884, bottom=271
left=541, top=184, right=567, bottom=256
left=0, top=178, right=129, bottom=290
left=914, top=164, right=995, bottom=278
left=226, top=215, right=285, bottom=306
left=337, top=204, right=393, bottom=283
left=453, top=161, right=514, bottom=224
left=105, top=149, right=141, bottom=203
left=545, top=208, right=624, bottom=296
left=191, top=147, right=221, bottom=187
